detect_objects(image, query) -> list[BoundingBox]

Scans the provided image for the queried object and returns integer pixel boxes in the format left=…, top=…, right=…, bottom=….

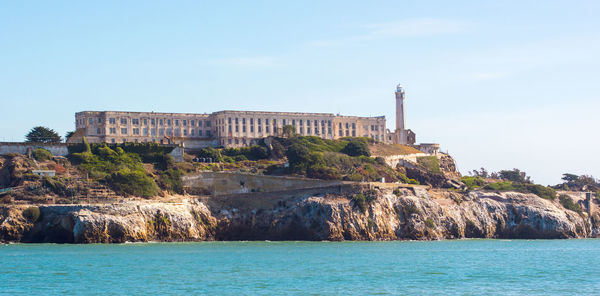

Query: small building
left=32, top=170, right=56, bottom=177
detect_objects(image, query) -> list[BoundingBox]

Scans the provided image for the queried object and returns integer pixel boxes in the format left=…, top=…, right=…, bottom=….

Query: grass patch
left=417, top=156, right=441, bottom=174
left=32, top=148, right=52, bottom=161
left=22, top=206, right=41, bottom=222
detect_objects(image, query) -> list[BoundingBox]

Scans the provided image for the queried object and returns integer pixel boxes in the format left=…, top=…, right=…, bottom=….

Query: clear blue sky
left=1, top=1, right=599, bottom=185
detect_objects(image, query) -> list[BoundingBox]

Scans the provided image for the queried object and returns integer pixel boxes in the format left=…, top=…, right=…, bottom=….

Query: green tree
left=341, top=140, right=370, bottom=157
left=25, top=126, right=62, bottom=143
left=498, top=169, right=532, bottom=184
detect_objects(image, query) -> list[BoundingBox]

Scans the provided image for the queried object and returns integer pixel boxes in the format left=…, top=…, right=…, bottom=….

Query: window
left=250, top=118, right=254, bottom=124
left=291, top=119, right=295, bottom=125
left=143, top=119, right=148, bottom=125
left=98, top=118, right=102, bottom=123
left=235, top=118, right=238, bottom=124
left=110, top=128, right=116, bottom=134
left=258, top=126, right=262, bottom=133
left=266, top=126, right=270, bottom=133
left=352, top=123, right=356, bottom=129
left=198, top=120, right=202, bottom=127
left=345, top=123, right=349, bottom=129
left=191, top=129, right=194, bottom=136
left=322, top=127, right=326, bottom=135
left=183, top=129, right=187, bottom=136
left=159, top=129, right=164, bottom=136
left=205, top=121, right=210, bottom=127
left=228, top=117, right=232, bottom=124
left=175, top=120, right=179, bottom=126
left=191, top=120, right=195, bottom=126
left=235, top=126, right=239, bottom=132
left=235, top=139, right=239, bottom=144
left=307, top=120, right=311, bottom=126
left=151, top=119, right=155, bottom=125
left=339, top=123, right=342, bottom=129
left=266, top=119, right=269, bottom=125
left=228, top=126, right=232, bottom=132
left=242, top=118, right=246, bottom=124
left=133, top=128, right=140, bottom=135
left=151, top=129, right=156, bottom=136
left=143, top=128, right=148, bottom=135
left=250, top=126, right=254, bottom=132
left=198, top=130, right=203, bottom=136
left=299, top=120, right=303, bottom=126
left=132, top=119, right=139, bottom=125
left=121, top=128, right=128, bottom=134
left=96, top=128, right=101, bottom=134
left=328, top=121, right=331, bottom=127
left=315, top=120, right=318, bottom=127
left=183, top=120, right=187, bottom=126
left=258, top=118, right=262, bottom=125
left=352, top=131, right=356, bottom=137
left=345, top=130, right=349, bottom=136
left=307, top=127, right=311, bottom=134
left=328, top=128, right=332, bottom=134
left=121, top=118, right=128, bottom=124
left=159, top=119, right=163, bottom=126
left=283, top=119, right=286, bottom=125
left=206, top=130, right=211, bottom=137
left=109, top=118, right=116, bottom=124
left=88, top=118, right=93, bottom=124
left=243, top=126, right=246, bottom=132
left=111, top=138, right=115, bottom=143
left=167, top=119, right=171, bottom=126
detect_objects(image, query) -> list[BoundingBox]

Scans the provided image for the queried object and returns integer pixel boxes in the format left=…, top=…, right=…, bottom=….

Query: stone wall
left=0, top=142, right=69, bottom=157
left=183, top=172, right=343, bottom=196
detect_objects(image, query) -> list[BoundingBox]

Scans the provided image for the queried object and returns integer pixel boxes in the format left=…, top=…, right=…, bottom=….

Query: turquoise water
left=1, top=240, right=599, bottom=295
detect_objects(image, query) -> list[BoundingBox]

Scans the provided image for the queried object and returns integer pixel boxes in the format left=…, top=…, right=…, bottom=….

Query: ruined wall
left=183, top=172, right=343, bottom=196
left=0, top=142, right=69, bottom=157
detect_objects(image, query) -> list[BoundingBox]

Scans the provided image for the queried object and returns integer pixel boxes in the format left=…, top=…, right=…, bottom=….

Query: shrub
left=22, top=206, right=41, bottom=222
left=559, top=194, right=582, bottom=214
left=341, top=140, right=370, bottom=157
left=352, top=193, right=368, bottom=212
left=417, top=156, right=441, bottom=174
left=461, top=176, right=486, bottom=190
left=519, top=184, right=557, bottom=200
left=425, top=218, right=435, bottom=228
left=32, top=148, right=52, bottom=161
left=307, top=165, right=341, bottom=180
left=42, top=177, right=71, bottom=196
left=158, top=168, right=183, bottom=194
left=107, top=169, right=159, bottom=197
left=484, top=181, right=515, bottom=191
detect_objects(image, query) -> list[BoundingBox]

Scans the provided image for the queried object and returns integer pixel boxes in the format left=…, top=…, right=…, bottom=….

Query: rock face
left=0, top=189, right=596, bottom=243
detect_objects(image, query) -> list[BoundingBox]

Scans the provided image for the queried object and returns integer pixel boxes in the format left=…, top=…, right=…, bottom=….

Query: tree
left=65, top=131, right=75, bottom=141
left=282, top=125, right=296, bottom=138
left=498, top=168, right=532, bottom=184
left=25, top=126, right=62, bottom=143
left=341, top=140, right=370, bottom=157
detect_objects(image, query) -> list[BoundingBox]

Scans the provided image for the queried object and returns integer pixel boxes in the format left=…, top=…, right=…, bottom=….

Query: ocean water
left=1, top=240, right=599, bottom=295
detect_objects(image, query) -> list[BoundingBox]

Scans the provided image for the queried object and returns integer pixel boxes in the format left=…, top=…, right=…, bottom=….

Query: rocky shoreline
left=1, top=187, right=597, bottom=243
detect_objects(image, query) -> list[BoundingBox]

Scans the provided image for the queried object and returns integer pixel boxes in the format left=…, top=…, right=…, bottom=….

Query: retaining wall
left=0, top=142, right=69, bottom=156
left=183, top=172, right=343, bottom=196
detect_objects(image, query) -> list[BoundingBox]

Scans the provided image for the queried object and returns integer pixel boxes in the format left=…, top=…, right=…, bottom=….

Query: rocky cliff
left=1, top=188, right=597, bottom=243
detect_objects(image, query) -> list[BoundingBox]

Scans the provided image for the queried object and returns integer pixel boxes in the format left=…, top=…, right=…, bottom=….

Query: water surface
left=1, top=240, right=599, bottom=295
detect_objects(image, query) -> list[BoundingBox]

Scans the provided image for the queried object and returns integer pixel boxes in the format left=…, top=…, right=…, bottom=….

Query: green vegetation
left=32, top=148, right=52, bottom=161
left=351, top=191, right=376, bottom=212
left=461, top=176, right=486, bottom=190
left=22, top=206, right=41, bottom=222
left=158, top=168, right=184, bottom=194
left=25, top=126, right=62, bottom=143
left=106, top=168, right=159, bottom=198
left=417, top=156, right=441, bottom=174
left=559, top=194, right=582, bottom=214
left=425, top=217, right=435, bottom=228
left=69, top=144, right=160, bottom=197
left=341, top=140, right=370, bottom=157
left=484, top=181, right=557, bottom=200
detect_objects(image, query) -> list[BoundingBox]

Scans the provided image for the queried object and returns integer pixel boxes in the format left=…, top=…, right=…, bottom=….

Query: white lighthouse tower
left=389, top=83, right=415, bottom=145
left=395, top=84, right=406, bottom=132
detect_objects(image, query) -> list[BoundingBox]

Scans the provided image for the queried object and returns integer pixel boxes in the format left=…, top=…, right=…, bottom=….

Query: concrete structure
left=0, top=142, right=69, bottom=157
left=73, top=110, right=386, bottom=149
left=32, top=170, right=56, bottom=177
left=387, top=84, right=416, bottom=145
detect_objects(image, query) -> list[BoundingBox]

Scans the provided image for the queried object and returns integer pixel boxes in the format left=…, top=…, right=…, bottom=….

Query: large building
left=71, top=84, right=416, bottom=149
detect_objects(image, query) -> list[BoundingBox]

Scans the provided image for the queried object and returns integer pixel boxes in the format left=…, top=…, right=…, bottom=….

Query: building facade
left=73, top=110, right=387, bottom=149
left=72, top=84, right=416, bottom=149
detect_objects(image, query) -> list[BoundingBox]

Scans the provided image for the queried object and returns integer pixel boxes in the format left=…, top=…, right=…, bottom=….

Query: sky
left=1, top=1, right=599, bottom=185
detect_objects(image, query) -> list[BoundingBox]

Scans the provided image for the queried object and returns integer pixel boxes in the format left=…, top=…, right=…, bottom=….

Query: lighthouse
left=395, top=84, right=405, bottom=132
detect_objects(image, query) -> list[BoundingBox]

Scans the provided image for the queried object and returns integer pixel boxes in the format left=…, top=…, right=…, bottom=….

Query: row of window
left=220, top=117, right=334, bottom=127
left=104, top=127, right=211, bottom=137
left=105, top=117, right=211, bottom=127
